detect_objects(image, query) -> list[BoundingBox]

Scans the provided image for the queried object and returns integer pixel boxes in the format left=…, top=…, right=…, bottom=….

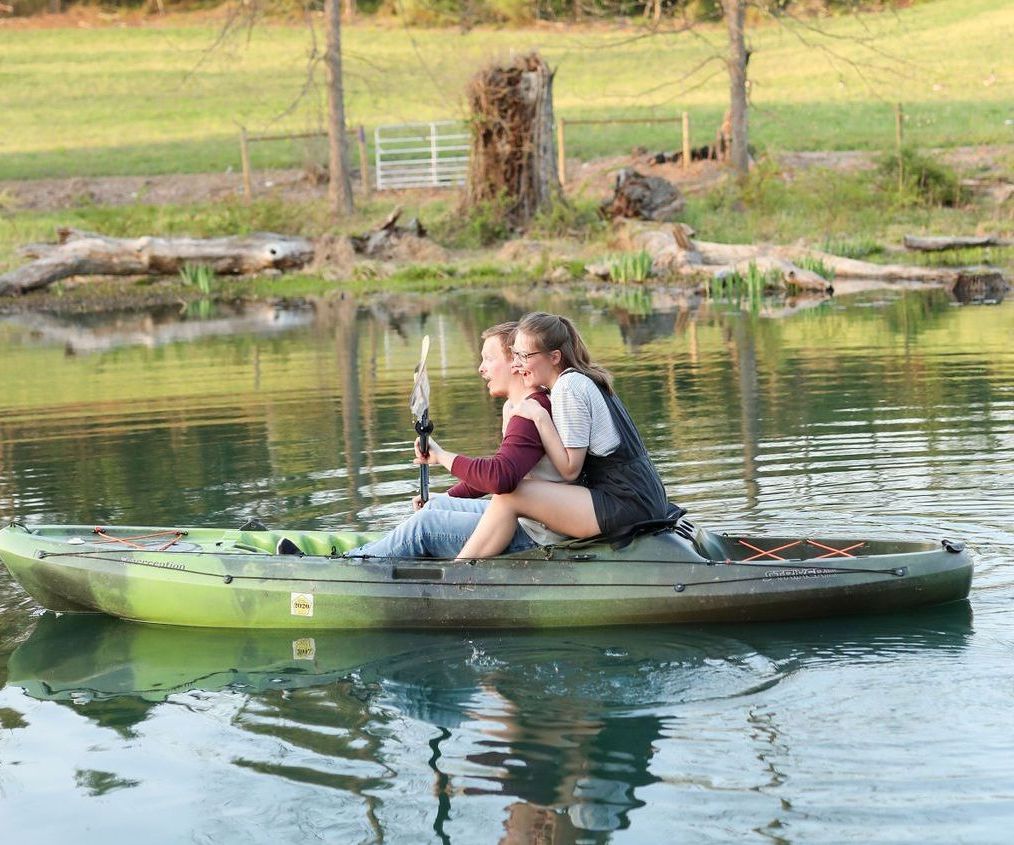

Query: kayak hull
left=0, top=523, right=973, bottom=629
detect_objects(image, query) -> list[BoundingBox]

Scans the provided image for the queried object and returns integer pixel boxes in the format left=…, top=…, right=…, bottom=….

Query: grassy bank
left=3, top=151, right=1010, bottom=312
left=1, top=0, right=1011, bottom=180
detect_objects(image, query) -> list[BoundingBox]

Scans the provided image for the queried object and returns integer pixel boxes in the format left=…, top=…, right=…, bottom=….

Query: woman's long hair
left=517, top=312, right=614, bottom=394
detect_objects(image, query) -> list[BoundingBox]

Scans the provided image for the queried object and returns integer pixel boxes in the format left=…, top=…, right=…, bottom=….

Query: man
left=345, top=321, right=565, bottom=560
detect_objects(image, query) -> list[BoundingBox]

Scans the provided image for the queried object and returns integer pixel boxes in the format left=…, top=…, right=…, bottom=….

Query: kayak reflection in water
left=455, top=312, right=700, bottom=561
left=346, top=321, right=567, bottom=560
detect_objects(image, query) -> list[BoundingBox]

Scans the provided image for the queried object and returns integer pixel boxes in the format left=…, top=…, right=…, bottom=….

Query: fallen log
left=903, top=234, right=1013, bottom=252
left=0, top=229, right=315, bottom=297
left=613, top=221, right=1009, bottom=294
left=700, top=242, right=961, bottom=283
left=617, top=224, right=828, bottom=292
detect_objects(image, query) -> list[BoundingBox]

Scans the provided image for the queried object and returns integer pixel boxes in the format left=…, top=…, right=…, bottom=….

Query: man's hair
left=480, top=321, right=518, bottom=356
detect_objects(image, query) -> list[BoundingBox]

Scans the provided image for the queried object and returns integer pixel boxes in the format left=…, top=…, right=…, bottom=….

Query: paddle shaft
left=410, top=334, right=434, bottom=503
left=415, top=413, right=434, bottom=502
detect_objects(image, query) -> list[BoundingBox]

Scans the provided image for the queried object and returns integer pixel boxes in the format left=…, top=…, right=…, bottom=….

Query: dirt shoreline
left=3, top=146, right=1011, bottom=213
left=2, top=146, right=1009, bottom=315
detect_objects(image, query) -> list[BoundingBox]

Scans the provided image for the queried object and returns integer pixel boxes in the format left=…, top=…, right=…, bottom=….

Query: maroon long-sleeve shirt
left=446, top=390, right=552, bottom=498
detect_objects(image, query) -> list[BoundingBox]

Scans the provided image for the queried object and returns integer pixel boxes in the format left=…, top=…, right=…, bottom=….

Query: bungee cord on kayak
left=34, top=542, right=914, bottom=581
left=736, top=539, right=866, bottom=561
left=27, top=550, right=910, bottom=588
left=90, top=527, right=187, bottom=551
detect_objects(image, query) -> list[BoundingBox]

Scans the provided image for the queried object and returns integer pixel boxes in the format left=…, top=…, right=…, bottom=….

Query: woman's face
left=510, top=329, right=561, bottom=389
left=478, top=336, right=513, bottom=398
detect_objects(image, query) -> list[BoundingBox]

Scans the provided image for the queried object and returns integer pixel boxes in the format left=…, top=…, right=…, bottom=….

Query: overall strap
left=599, top=388, right=651, bottom=462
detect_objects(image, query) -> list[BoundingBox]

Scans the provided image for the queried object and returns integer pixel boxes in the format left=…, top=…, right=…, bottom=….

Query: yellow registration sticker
left=292, top=637, right=317, bottom=660
left=290, top=592, right=314, bottom=617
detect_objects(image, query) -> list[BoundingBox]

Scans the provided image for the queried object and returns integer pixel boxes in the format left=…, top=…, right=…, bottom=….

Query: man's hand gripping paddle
left=410, top=335, right=434, bottom=503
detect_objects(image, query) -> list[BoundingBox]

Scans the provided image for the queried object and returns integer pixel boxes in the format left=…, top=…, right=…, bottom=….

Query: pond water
left=1, top=288, right=1012, bottom=843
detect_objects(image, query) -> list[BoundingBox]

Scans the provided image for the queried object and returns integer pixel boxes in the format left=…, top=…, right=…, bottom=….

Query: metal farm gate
left=374, top=122, right=469, bottom=190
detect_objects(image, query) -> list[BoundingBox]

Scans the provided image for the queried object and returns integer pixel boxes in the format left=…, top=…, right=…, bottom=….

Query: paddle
left=409, top=334, right=434, bottom=503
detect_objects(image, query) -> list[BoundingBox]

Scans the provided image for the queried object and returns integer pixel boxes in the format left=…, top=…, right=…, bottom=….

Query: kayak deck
left=0, top=522, right=973, bottom=629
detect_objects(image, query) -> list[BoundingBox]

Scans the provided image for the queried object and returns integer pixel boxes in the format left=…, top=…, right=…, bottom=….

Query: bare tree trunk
left=325, top=0, right=354, bottom=218
left=723, top=0, right=750, bottom=178
left=341, top=0, right=357, bottom=22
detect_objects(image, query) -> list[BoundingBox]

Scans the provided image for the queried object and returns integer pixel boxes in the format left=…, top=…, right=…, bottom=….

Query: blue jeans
left=346, top=495, right=537, bottom=560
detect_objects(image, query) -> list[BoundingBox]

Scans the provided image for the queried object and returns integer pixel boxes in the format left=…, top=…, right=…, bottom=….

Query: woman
left=345, top=321, right=564, bottom=560
left=455, top=312, right=670, bottom=560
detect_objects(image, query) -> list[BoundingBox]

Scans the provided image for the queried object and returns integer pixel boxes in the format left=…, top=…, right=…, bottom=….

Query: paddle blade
left=410, top=334, right=431, bottom=420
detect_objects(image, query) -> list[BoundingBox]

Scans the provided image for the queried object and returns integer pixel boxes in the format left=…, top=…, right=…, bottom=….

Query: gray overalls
left=581, top=386, right=670, bottom=535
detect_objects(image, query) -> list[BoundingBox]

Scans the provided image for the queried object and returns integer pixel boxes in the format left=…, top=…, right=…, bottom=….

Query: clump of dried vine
left=465, top=52, right=560, bottom=229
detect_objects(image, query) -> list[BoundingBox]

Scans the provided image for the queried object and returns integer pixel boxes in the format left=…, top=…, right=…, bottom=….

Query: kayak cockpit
left=694, top=532, right=949, bottom=563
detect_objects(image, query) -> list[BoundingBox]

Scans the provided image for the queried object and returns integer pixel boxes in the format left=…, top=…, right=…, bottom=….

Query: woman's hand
left=510, top=398, right=549, bottom=423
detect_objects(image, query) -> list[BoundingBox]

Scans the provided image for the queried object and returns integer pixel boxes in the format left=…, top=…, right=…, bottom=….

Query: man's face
left=478, top=336, right=514, bottom=398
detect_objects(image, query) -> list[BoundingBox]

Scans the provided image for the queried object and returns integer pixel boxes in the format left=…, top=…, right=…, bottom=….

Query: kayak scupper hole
left=392, top=567, right=443, bottom=581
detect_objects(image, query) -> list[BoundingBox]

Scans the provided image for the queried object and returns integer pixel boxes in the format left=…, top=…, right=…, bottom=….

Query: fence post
left=895, top=103, right=904, bottom=193
left=357, top=125, right=370, bottom=198
left=557, top=119, right=567, bottom=188
left=374, top=126, right=383, bottom=190
left=430, top=123, right=439, bottom=186
left=681, top=111, right=691, bottom=171
left=239, top=126, right=253, bottom=203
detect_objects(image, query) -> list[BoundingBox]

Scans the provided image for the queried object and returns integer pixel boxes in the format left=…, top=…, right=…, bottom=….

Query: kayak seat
left=560, top=504, right=696, bottom=552
left=236, top=530, right=380, bottom=557
left=691, top=528, right=733, bottom=562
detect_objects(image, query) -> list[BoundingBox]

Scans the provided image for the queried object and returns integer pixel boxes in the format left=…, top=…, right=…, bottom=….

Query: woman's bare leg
left=456, top=480, right=601, bottom=559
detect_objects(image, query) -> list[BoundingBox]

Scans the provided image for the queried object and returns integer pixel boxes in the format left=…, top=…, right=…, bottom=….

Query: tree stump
left=600, top=169, right=685, bottom=222
left=466, top=52, right=561, bottom=228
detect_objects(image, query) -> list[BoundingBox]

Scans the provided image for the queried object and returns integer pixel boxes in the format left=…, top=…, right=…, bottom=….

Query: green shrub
left=820, top=236, right=882, bottom=260
left=608, top=250, right=653, bottom=284
left=796, top=255, right=836, bottom=281
left=383, top=0, right=533, bottom=25
left=528, top=198, right=604, bottom=241
left=386, top=0, right=460, bottom=25
left=710, top=262, right=782, bottom=298
left=877, top=147, right=964, bottom=207
left=179, top=263, right=216, bottom=295
left=430, top=197, right=511, bottom=249
left=486, top=0, right=536, bottom=23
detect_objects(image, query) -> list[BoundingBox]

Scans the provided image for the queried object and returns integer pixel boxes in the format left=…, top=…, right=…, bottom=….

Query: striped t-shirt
left=551, top=370, right=621, bottom=456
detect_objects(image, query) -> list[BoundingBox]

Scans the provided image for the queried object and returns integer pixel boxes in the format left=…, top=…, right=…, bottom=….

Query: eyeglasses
left=510, top=348, right=547, bottom=364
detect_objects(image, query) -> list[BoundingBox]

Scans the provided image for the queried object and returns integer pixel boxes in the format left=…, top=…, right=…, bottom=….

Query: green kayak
left=0, top=521, right=972, bottom=629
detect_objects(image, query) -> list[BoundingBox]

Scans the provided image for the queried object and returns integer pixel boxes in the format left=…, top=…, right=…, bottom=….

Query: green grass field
left=0, top=0, right=1011, bottom=181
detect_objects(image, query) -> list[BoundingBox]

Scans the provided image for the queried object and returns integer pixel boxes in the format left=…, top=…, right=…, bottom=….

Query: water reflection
left=1, top=302, right=315, bottom=354
left=5, top=605, right=972, bottom=840
left=1, top=289, right=1010, bottom=539
left=1, top=288, right=1012, bottom=840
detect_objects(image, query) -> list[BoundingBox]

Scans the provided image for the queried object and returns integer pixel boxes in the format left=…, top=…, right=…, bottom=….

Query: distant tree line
left=6, top=0, right=892, bottom=24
